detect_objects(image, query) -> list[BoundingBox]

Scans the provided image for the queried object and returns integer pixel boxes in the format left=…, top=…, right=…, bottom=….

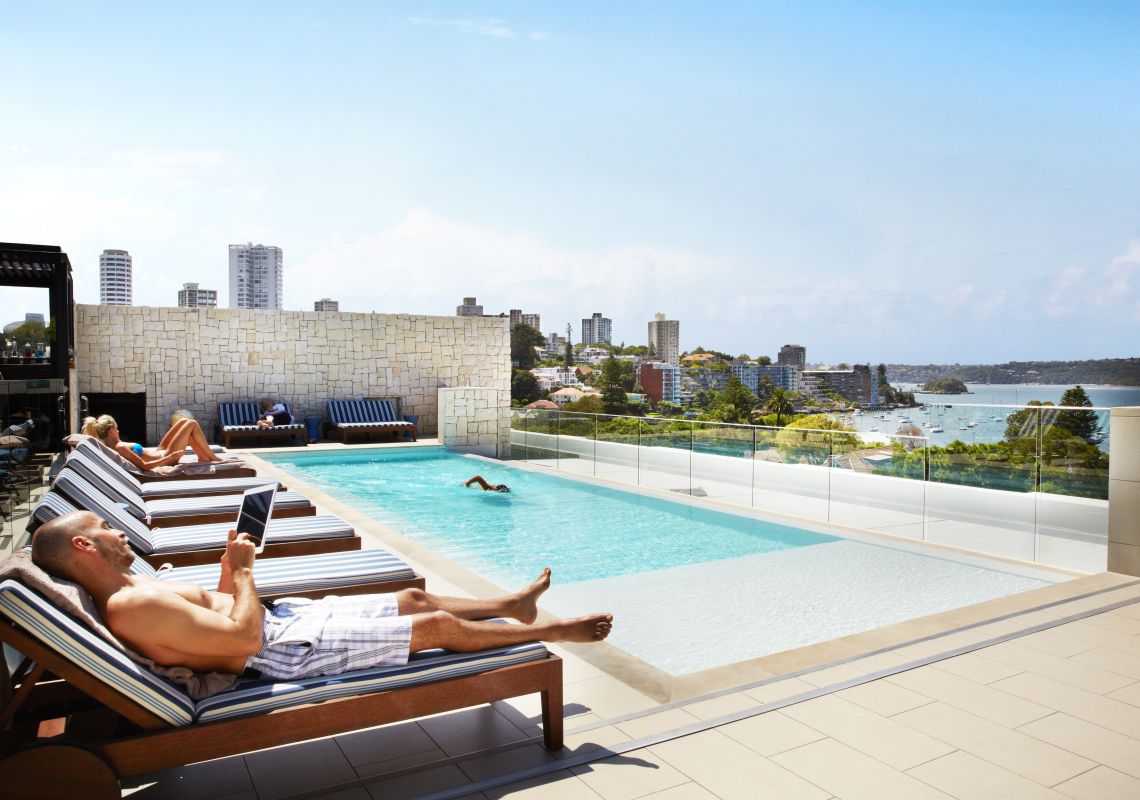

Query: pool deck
left=122, top=440, right=1140, bottom=799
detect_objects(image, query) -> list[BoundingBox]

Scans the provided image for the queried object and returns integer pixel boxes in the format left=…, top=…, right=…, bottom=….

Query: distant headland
left=887, top=358, right=1140, bottom=387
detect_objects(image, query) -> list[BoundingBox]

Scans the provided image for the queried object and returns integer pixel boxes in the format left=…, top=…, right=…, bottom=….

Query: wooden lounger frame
left=142, top=502, right=316, bottom=531
left=139, top=531, right=362, bottom=569
left=219, top=426, right=306, bottom=449
left=0, top=619, right=562, bottom=800
left=135, top=465, right=258, bottom=481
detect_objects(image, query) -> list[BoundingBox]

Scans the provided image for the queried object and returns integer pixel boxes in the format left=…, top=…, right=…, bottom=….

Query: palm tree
left=762, top=388, right=796, bottom=427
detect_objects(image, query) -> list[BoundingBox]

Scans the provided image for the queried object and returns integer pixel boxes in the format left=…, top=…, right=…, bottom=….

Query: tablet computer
left=236, top=484, right=277, bottom=553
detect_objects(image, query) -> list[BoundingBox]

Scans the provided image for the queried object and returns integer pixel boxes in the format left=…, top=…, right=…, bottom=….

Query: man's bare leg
left=395, top=568, right=552, bottom=623
left=409, top=609, right=613, bottom=654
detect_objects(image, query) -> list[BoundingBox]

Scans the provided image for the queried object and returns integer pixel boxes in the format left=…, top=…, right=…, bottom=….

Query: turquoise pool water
left=265, top=447, right=1059, bottom=674
left=265, top=447, right=836, bottom=586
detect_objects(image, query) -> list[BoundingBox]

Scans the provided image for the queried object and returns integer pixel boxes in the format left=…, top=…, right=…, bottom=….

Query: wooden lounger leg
left=540, top=657, right=564, bottom=750
left=0, top=742, right=120, bottom=800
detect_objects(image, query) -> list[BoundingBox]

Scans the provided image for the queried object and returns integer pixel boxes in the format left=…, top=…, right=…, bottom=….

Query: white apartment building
left=229, top=243, right=283, bottom=310
left=314, top=298, right=339, bottom=311
left=580, top=312, right=612, bottom=344
left=99, top=249, right=132, bottom=305
left=647, top=312, right=680, bottom=365
left=177, top=283, right=218, bottom=308
left=457, top=297, right=484, bottom=316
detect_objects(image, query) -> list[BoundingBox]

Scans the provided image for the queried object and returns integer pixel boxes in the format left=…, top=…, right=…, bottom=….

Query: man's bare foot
left=509, top=567, right=551, bottom=624
left=553, top=613, right=613, bottom=643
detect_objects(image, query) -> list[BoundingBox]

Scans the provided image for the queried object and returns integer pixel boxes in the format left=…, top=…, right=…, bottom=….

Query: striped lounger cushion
left=1, top=580, right=547, bottom=727
left=219, top=402, right=306, bottom=435
left=134, top=549, right=417, bottom=595
left=327, top=400, right=409, bottom=430
left=0, top=579, right=195, bottom=726
left=71, top=438, right=277, bottom=498
left=55, top=460, right=310, bottom=522
left=37, top=482, right=347, bottom=555
left=34, top=493, right=401, bottom=588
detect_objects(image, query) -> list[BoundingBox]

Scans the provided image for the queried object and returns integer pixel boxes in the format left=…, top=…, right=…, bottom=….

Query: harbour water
left=841, top=383, right=1136, bottom=448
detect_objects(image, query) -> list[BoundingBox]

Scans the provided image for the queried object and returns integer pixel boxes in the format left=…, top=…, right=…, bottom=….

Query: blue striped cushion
left=0, top=579, right=195, bottom=726
left=333, top=422, right=409, bottom=430
left=58, top=456, right=148, bottom=520
left=328, top=400, right=401, bottom=426
left=72, top=438, right=144, bottom=495
left=195, top=637, right=548, bottom=722
left=157, top=549, right=415, bottom=594
left=142, top=491, right=311, bottom=520
left=36, top=481, right=157, bottom=551
left=219, top=402, right=261, bottom=428
left=147, top=514, right=354, bottom=554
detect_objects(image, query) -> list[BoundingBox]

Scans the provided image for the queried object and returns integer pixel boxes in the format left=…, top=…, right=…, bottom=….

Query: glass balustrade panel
left=828, top=425, right=928, bottom=539
left=522, top=409, right=560, bottom=466
left=594, top=413, right=640, bottom=483
left=508, top=409, right=529, bottom=461
left=752, top=424, right=830, bottom=522
left=637, top=417, right=692, bottom=492
left=690, top=420, right=753, bottom=504
left=556, top=411, right=596, bottom=476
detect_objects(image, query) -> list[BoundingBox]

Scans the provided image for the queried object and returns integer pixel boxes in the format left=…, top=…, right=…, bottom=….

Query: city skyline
left=3, top=2, right=1138, bottom=362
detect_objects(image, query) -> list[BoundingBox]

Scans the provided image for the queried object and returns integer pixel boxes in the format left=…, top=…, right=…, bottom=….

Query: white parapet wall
left=75, top=305, right=509, bottom=443
left=438, top=387, right=511, bottom=457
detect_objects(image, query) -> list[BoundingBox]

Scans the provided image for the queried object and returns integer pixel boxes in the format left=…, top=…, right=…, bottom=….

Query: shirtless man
left=31, top=511, right=612, bottom=679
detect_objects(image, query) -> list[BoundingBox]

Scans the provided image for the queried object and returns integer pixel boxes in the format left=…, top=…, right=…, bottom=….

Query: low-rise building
left=802, top=364, right=877, bottom=405
left=638, top=361, right=682, bottom=405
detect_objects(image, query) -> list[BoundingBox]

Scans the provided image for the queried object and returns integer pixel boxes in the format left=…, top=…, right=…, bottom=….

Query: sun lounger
left=327, top=399, right=418, bottom=443
left=0, top=574, right=562, bottom=799
left=31, top=492, right=421, bottom=595
left=33, top=483, right=357, bottom=567
left=52, top=463, right=316, bottom=530
left=218, top=401, right=307, bottom=448
left=65, top=438, right=277, bottom=501
left=64, top=433, right=258, bottom=480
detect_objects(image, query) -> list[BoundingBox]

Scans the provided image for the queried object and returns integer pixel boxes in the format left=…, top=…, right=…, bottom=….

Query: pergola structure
left=0, top=243, right=77, bottom=432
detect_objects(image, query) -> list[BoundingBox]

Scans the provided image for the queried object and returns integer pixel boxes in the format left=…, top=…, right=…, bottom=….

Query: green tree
left=705, top=375, right=757, bottom=424
left=510, top=324, right=545, bottom=370
left=756, top=355, right=772, bottom=366
left=510, top=369, right=541, bottom=405
left=761, top=387, right=796, bottom=426
left=1056, top=385, right=1103, bottom=444
left=564, top=341, right=574, bottom=368
left=564, top=394, right=605, bottom=414
left=599, top=355, right=629, bottom=414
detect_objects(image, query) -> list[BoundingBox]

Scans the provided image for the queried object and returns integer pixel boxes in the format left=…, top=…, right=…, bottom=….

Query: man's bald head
left=31, top=511, right=102, bottom=581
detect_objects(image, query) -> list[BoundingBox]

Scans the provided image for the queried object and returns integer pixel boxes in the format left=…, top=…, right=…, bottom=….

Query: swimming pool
left=265, top=447, right=1066, bottom=675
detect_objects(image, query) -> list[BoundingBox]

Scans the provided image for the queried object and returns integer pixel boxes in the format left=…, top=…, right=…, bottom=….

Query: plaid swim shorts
left=244, top=593, right=413, bottom=680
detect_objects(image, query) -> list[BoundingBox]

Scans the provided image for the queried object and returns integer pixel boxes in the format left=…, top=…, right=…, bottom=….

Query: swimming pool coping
left=243, top=443, right=1104, bottom=702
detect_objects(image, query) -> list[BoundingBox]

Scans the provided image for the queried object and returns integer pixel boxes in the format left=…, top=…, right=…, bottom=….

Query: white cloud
left=400, top=16, right=525, bottom=39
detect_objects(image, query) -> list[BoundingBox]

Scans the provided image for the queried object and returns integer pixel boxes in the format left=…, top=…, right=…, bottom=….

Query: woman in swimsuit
left=83, top=414, right=224, bottom=470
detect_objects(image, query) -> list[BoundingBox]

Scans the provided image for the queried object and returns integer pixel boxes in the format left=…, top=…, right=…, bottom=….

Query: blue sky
left=3, top=1, right=1138, bottom=364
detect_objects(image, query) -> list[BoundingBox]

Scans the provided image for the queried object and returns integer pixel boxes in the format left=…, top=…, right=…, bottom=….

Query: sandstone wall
left=76, top=305, right=509, bottom=443
left=438, top=387, right=511, bottom=457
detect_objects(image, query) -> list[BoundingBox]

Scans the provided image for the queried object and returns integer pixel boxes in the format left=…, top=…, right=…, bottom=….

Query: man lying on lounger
left=31, top=511, right=612, bottom=680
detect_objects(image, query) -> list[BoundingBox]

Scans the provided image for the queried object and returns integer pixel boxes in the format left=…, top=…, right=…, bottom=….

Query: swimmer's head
left=494, top=485, right=510, bottom=493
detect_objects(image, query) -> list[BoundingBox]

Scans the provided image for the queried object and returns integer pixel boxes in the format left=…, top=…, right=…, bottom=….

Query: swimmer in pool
left=465, top=475, right=510, bottom=493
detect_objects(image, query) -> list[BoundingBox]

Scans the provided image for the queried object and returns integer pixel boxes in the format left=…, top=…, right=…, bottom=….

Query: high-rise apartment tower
left=581, top=312, right=613, bottom=345
left=178, top=283, right=218, bottom=308
left=99, top=249, right=132, bottom=305
left=228, top=243, right=283, bottom=310
left=457, top=297, right=484, bottom=316
left=647, top=313, right=680, bottom=365
left=777, top=344, right=806, bottom=370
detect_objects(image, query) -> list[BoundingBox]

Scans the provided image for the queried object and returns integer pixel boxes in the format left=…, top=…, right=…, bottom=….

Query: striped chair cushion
left=327, top=400, right=399, bottom=425
left=143, top=491, right=311, bottom=521
left=73, top=437, right=279, bottom=499
left=195, top=637, right=548, bottom=723
left=155, top=549, right=415, bottom=594
left=59, top=455, right=148, bottom=520
left=0, top=579, right=195, bottom=726
left=40, top=477, right=157, bottom=551
left=220, top=401, right=304, bottom=432
left=147, top=514, right=354, bottom=555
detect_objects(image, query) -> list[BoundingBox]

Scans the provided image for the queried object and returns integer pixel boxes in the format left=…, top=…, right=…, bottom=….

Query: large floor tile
left=1018, top=713, right=1140, bottom=780
left=637, top=784, right=719, bottom=799
left=977, top=641, right=1135, bottom=693
left=565, top=675, right=659, bottom=718
left=771, top=738, right=954, bottom=800
left=835, top=677, right=933, bottom=716
left=1106, top=680, right=1140, bottom=707
left=484, top=770, right=602, bottom=799
left=781, top=694, right=954, bottom=770
left=742, top=676, right=818, bottom=704
left=334, top=720, right=441, bottom=769
left=992, top=672, right=1140, bottom=738
left=721, top=710, right=826, bottom=756
left=906, top=750, right=1068, bottom=799
left=120, top=755, right=253, bottom=800
left=1016, top=630, right=1097, bottom=658
left=933, top=651, right=1023, bottom=684
left=614, top=707, right=701, bottom=740
left=888, top=665, right=1053, bottom=727
left=895, top=701, right=1094, bottom=785
left=679, top=691, right=756, bottom=721
left=459, top=743, right=560, bottom=783
left=1051, top=620, right=1140, bottom=656
left=1053, top=765, right=1140, bottom=800
left=649, top=729, right=829, bottom=800
left=363, top=764, right=477, bottom=800
left=1071, top=646, right=1140, bottom=680
left=418, top=705, right=530, bottom=757
left=245, top=738, right=357, bottom=799
left=571, top=749, right=690, bottom=800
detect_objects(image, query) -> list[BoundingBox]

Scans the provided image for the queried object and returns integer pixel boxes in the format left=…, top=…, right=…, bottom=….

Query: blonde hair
left=170, top=409, right=194, bottom=425
left=83, top=414, right=117, bottom=440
